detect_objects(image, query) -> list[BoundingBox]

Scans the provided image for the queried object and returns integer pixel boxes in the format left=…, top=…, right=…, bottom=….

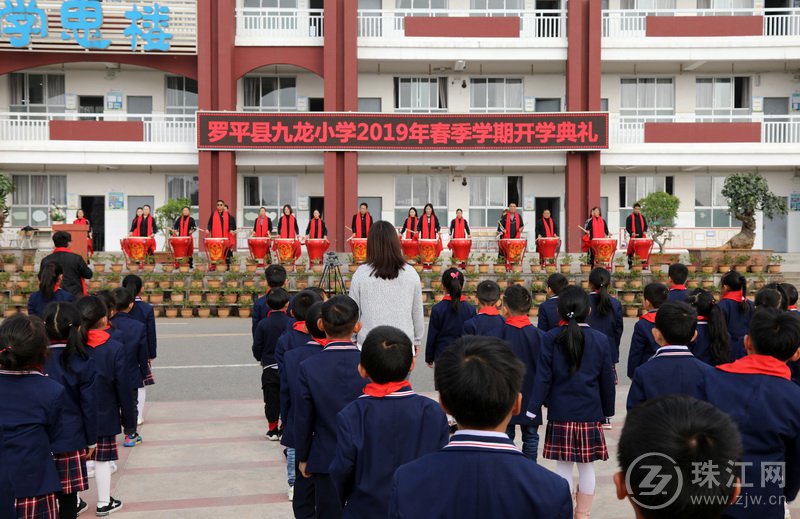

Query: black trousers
left=57, top=493, right=77, bottom=519
left=261, top=368, right=280, bottom=425
left=293, top=459, right=316, bottom=519
left=313, top=473, right=342, bottom=519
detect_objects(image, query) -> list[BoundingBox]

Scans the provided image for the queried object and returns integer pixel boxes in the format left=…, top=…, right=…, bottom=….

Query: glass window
left=9, top=174, right=67, bottom=226
left=358, top=98, right=382, bottom=112
left=394, top=77, right=447, bottom=112
left=469, top=176, right=507, bottom=227
left=242, top=176, right=296, bottom=227
left=166, top=175, right=199, bottom=210
left=470, top=78, right=523, bottom=112
left=620, top=77, right=674, bottom=120
left=393, top=175, right=448, bottom=225
left=695, top=176, right=734, bottom=227
left=618, top=175, right=674, bottom=227
left=9, top=73, right=65, bottom=113
left=243, top=76, right=298, bottom=111
left=165, top=76, right=198, bottom=115
left=244, top=0, right=297, bottom=7
left=696, top=77, right=751, bottom=120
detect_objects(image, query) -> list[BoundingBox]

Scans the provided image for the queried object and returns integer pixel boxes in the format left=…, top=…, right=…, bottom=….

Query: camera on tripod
left=324, top=251, right=341, bottom=267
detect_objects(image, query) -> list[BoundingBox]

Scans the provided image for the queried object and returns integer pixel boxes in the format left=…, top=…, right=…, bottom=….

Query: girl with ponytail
left=424, top=268, right=476, bottom=367
left=27, top=262, right=74, bottom=317
left=530, top=286, right=616, bottom=519
left=586, top=268, right=624, bottom=372
left=43, top=302, right=97, bottom=518
left=687, top=289, right=742, bottom=366
left=718, top=271, right=755, bottom=345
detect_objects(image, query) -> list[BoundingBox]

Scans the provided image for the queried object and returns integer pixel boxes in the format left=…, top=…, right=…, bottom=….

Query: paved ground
left=77, top=318, right=800, bottom=518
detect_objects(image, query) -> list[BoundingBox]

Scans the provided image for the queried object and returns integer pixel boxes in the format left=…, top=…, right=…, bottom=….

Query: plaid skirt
left=53, top=450, right=88, bottom=494
left=90, top=436, right=119, bottom=462
left=543, top=421, right=608, bottom=463
left=143, top=359, right=155, bottom=386
left=14, top=494, right=57, bottom=519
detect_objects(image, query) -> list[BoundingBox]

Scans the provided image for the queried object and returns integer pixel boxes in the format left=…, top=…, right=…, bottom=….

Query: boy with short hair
left=667, top=263, right=689, bottom=303
left=330, top=325, right=449, bottom=518
left=390, top=336, right=572, bottom=518
left=701, top=308, right=800, bottom=518
left=537, top=273, right=569, bottom=332
left=616, top=395, right=742, bottom=518
left=626, top=302, right=713, bottom=409
left=295, top=296, right=367, bottom=519
left=463, top=280, right=504, bottom=338
left=252, top=264, right=289, bottom=335
left=627, top=283, right=668, bottom=378
left=275, top=289, right=323, bottom=372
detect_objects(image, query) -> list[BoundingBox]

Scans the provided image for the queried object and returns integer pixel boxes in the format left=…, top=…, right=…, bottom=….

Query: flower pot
left=754, top=281, right=765, bottom=290
left=768, top=265, right=782, bottom=273
left=733, top=265, right=748, bottom=273
left=625, top=307, right=639, bottom=318
left=614, top=265, right=625, bottom=273
left=545, top=265, right=557, bottom=274
left=128, top=264, right=140, bottom=273
left=196, top=263, right=208, bottom=273
left=190, top=280, right=203, bottom=289
left=217, top=307, right=231, bottom=318
left=144, top=281, right=157, bottom=290
left=701, top=280, right=714, bottom=289
left=143, top=264, right=155, bottom=273
left=225, top=281, right=238, bottom=289
left=512, top=264, right=523, bottom=273
left=165, top=307, right=179, bottom=318
left=162, top=265, right=174, bottom=274
left=243, top=280, right=255, bottom=289
left=622, top=292, right=636, bottom=303
left=312, top=264, right=323, bottom=273
left=3, top=263, right=17, bottom=273
left=230, top=264, right=241, bottom=273
left=614, top=281, right=626, bottom=290
left=749, top=265, right=764, bottom=273
left=4, top=308, right=17, bottom=317
left=188, top=293, right=203, bottom=304
left=239, top=307, right=252, bottom=318
left=223, top=294, right=238, bottom=304
left=10, top=295, right=24, bottom=304
left=111, top=264, right=123, bottom=273
left=580, top=265, right=591, bottom=274
left=93, top=263, right=106, bottom=273
left=478, top=264, right=489, bottom=274
left=687, top=265, right=697, bottom=273
left=629, top=280, right=643, bottom=289
left=413, top=264, right=424, bottom=273
left=239, top=294, right=253, bottom=304
left=207, top=280, right=222, bottom=290
left=465, top=264, right=476, bottom=274
left=631, top=265, right=643, bottom=273
left=197, top=308, right=211, bottom=318
left=173, top=281, right=186, bottom=290
left=560, top=265, right=571, bottom=274
left=718, top=265, right=731, bottom=273
left=580, top=280, right=590, bottom=290
left=687, top=281, right=699, bottom=289
left=701, top=266, right=715, bottom=274
left=149, top=294, right=164, bottom=305
left=431, top=265, right=442, bottom=273
left=206, top=294, right=220, bottom=304
left=529, top=264, right=541, bottom=274
left=171, top=293, right=185, bottom=303
left=534, top=293, right=547, bottom=303
left=216, top=264, right=228, bottom=273
left=179, top=265, right=191, bottom=273
left=158, top=281, right=172, bottom=290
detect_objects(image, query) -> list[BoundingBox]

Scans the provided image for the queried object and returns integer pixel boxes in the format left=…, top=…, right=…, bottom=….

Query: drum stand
left=319, top=253, right=347, bottom=296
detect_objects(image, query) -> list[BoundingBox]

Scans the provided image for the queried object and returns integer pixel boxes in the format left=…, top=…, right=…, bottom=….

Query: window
left=620, top=78, right=674, bottom=120
left=469, top=176, right=507, bottom=227
left=695, top=176, right=734, bottom=227
left=166, top=176, right=199, bottom=214
left=620, top=0, right=675, bottom=9
left=470, top=78, right=523, bottom=112
left=9, top=73, right=65, bottom=113
left=243, top=76, right=297, bottom=111
left=243, top=176, right=296, bottom=227
left=600, top=98, right=609, bottom=112
left=394, top=176, right=448, bottom=225
left=696, top=0, right=753, bottom=13
left=696, top=77, right=751, bottom=120
left=618, top=176, right=674, bottom=227
left=471, top=0, right=524, bottom=13
left=396, top=0, right=447, bottom=10
left=358, top=97, right=382, bottom=112
left=394, top=77, right=447, bottom=112
left=534, top=98, right=561, bottom=112
left=165, top=76, right=198, bottom=115
left=243, top=0, right=297, bottom=7
left=10, top=174, right=66, bottom=226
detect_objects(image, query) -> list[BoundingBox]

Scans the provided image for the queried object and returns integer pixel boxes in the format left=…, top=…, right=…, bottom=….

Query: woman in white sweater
left=349, top=220, right=425, bottom=354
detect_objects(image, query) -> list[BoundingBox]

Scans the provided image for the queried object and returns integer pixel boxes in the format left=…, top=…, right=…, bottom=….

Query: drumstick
left=578, top=226, right=588, bottom=233
left=345, top=226, right=353, bottom=233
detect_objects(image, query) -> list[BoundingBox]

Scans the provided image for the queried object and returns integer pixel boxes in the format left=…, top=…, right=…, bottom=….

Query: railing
left=236, top=8, right=325, bottom=43
left=357, top=9, right=566, bottom=39
left=602, top=7, right=800, bottom=38
left=609, top=114, right=800, bottom=144
left=0, top=113, right=196, bottom=144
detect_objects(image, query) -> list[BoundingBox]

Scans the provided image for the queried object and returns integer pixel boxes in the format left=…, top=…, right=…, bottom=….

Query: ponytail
left=0, top=314, right=49, bottom=370
left=721, top=271, right=750, bottom=314
left=689, top=289, right=730, bottom=366
left=38, top=262, right=62, bottom=299
left=555, top=286, right=591, bottom=375
left=589, top=268, right=611, bottom=317
left=442, top=268, right=464, bottom=311
left=43, top=302, right=88, bottom=373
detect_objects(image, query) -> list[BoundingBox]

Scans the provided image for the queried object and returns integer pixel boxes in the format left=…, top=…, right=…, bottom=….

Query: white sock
left=95, top=461, right=112, bottom=506
left=555, top=461, right=574, bottom=494
left=86, top=460, right=95, bottom=472
left=137, top=387, right=146, bottom=419
left=577, top=462, right=596, bottom=495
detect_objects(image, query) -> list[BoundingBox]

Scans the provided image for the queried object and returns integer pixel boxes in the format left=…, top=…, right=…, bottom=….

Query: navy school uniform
left=717, top=295, right=755, bottom=345
left=251, top=291, right=294, bottom=336
left=425, top=297, right=476, bottom=364
left=0, top=426, right=15, bottom=519
left=110, top=312, right=149, bottom=390
left=700, top=355, right=800, bottom=519
left=536, top=295, right=560, bottom=332
left=26, top=288, right=74, bottom=317
left=626, top=345, right=712, bottom=410
left=275, top=322, right=310, bottom=374
left=130, top=297, right=158, bottom=359
left=252, top=310, right=292, bottom=368
left=587, top=292, right=624, bottom=364
left=667, top=286, right=688, bottom=303
left=329, top=383, right=449, bottom=519
left=85, top=329, right=137, bottom=440
left=0, top=369, right=65, bottom=502
left=462, top=307, right=505, bottom=338
left=390, top=430, right=573, bottom=519
left=627, top=310, right=660, bottom=379
left=689, top=321, right=744, bottom=366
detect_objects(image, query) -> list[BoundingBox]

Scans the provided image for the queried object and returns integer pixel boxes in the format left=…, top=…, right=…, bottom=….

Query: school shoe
left=110, top=461, right=118, bottom=474
left=76, top=497, right=88, bottom=516
left=602, top=418, right=612, bottom=430
left=266, top=429, right=281, bottom=441
left=123, top=433, right=142, bottom=447
left=95, top=497, right=123, bottom=517
left=288, top=486, right=294, bottom=501
left=137, top=416, right=144, bottom=426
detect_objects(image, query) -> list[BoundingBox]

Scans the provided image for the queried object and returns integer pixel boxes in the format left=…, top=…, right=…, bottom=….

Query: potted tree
left=638, top=191, right=680, bottom=256
left=720, top=173, right=786, bottom=250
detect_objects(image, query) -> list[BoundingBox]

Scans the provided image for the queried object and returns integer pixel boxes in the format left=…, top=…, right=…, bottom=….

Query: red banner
left=196, top=112, right=608, bottom=151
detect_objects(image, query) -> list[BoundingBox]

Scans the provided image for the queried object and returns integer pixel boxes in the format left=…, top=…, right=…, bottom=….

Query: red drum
left=121, top=237, right=154, bottom=265
left=499, top=239, right=527, bottom=264
left=169, top=236, right=193, bottom=260
left=448, top=238, right=472, bottom=263
left=400, top=238, right=420, bottom=261
left=305, top=238, right=330, bottom=265
left=274, top=238, right=301, bottom=264
left=349, top=237, right=368, bottom=263
left=248, top=237, right=271, bottom=264
left=628, top=238, right=654, bottom=268
left=591, top=238, right=617, bottom=269
left=204, top=237, right=230, bottom=263
left=418, top=238, right=442, bottom=264
left=536, top=237, right=560, bottom=265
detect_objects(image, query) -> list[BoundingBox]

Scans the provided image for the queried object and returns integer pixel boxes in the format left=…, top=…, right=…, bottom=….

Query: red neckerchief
left=74, top=217, right=88, bottom=226
left=697, top=315, right=707, bottom=321
left=505, top=315, right=532, bottom=328
left=789, top=305, right=798, bottom=311
left=442, top=295, right=467, bottom=302
left=542, top=217, right=554, bottom=237
left=267, top=309, right=286, bottom=317
left=404, top=216, right=418, bottom=239
left=722, top=290, right=745, bottom=303
left=355, top=212, right=372, bottom=238
left=309, top=218, right=323, bottom=239
left=363, top=381, right=412, bottom=398
left=316, top=338, right=335, bottom=347
left=421, top=214, right=437, bottom=239
left=640, top=310, right=657, bottom=323
left=131, top=216, right=142, bottom=236
left=255, top=216, right=270, bottom=238
left=292, top=321, right=308, bottom=334
left=179, top=215, right=191, bottom=236
left=717, top=354, right=791, bottom=381
left=452, top=217, right=466, bottom=239
left=631, top=213, right=645, bottom=237
left=670, top=285, right=687, bottom=291
left=504, top=212, right=520, bottom=239
left=86, top=329, right=110, bottom=348
left=478, top=306, right=500, bottom=316
left=280, top=214, right=297, bottom=239
left=591, top=216, right=605, bottom=239
left=211, top=210, right=230, bottom=238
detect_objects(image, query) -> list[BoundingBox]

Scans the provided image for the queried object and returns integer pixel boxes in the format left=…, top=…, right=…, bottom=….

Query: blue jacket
left=500, top=319, right=544, bottom=427
left=390, top=431, right=573, bottom=519
left=536, top=296, right=560, bottom=332
left=689, top=322, right=744, bottom=366
left=251, top=310, right=292, bottom=368
left=425, top=299, right=476, bottom=363
left=0, top=427, right=14, bottom=519
left=587, top=292, right=624, bottom=363
left=86, top=331, right=136, bottom=437
left=251, top=292, right=293, bottom=336
left=0, top=370, right=65, bottom=498
left=110, top=312, right=149, bottom=389
left=43, top=343, right=98, bottom=452
left=26, top=288, right=74, bottom=317
left=275, top=324, right=309, bottom=373
left=130, top=298, right=158, bottom=359
left=626, top=345, right=712, bottom=410
left=295, top=341, right=367, bottom=473
left=330, top=388, right=449, bottom=519
left=717, top=297, right=755, bottom=345
left=280, top=340, right=324, bottom=449
left=627, top=311, right=659, bottom=379
left=530, top=325, right=616, bottom=422
left=463, top=310, right=505, bottom=338
left=700, top=356, right=800, bottom=519
left=667, top=287, right=688, bottom=303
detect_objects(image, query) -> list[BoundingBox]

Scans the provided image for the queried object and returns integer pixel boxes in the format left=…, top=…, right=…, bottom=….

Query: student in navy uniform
left=295, top=296, right=368, bottom=519
left=717, top=271, right=755, bottom=347
left=688, top=289, right=741, bottom=365
left=252, top=264, right=290, bottom=336
left=330, top=325, right=449, bottom=519
left=391, top=336, right=572, bottom=519
left=755, top=286, right=783, bottom=310
left=425, top=268, right=476, bottom=366
left=586, top=268, right=623, bottom=370
left=782, top=283, right=800, bottom=385
left=626, top=302, right=713, bottom=410
left=499, top=285, right=544, bottom=462
left=529, top=286, right=615, bottom=518
left=615, top=395, right=742, bottom=518
left=27, top=262, right=74, bottom=317
left=0, top=426, right=14, bottom=519
left=0, top=314, right=66, bottom=519
left=275, top=289, right=323, bottom=383
left=627, top=283, right=668, bottom=379
left=537, top=273, right=569, bottom=332
left=667, top=263, right=689, bottom=303
left=700, top=309, right=800, bottom=519
left=76, top=296, right=135, bottom=516
left=252, top=288, right=292, bottom=441
left=43, top=303, right=97, bottom=519
left=123, top=275, right=157, bottom=426
left=463, top=280, right=504, bottom=338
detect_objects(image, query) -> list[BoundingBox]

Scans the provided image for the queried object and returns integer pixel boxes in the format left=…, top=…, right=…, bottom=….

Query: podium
left=53, top=223, right=90, bottom=260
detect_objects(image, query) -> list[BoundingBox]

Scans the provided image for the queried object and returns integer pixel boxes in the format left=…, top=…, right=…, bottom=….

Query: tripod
left=319, top=252, right=347, bottom=296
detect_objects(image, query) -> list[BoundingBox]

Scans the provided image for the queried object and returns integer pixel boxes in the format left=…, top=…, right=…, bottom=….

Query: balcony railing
left=602, top=7, right=800, bottom=38
left=609, top=114, right=800, bottom=144
left=0, top=113, right=196, bottom=144
left=236, top=8, right=325, bottom=44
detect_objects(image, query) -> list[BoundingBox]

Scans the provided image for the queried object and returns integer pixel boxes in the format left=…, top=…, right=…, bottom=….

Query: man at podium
left=40, top=231, right=92, bottom=297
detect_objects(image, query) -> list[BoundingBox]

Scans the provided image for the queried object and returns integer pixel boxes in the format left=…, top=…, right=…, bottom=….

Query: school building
left=1, top=0, right=799, bottom=253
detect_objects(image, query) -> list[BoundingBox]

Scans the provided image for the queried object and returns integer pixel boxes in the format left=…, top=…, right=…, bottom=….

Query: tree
left=155, top=197, right=191, bottom=251
left=721, top=173, right=786, bottom=250
left=0, top=175, right=14, bottom=234
left=638, top=191, right=680, bottom=253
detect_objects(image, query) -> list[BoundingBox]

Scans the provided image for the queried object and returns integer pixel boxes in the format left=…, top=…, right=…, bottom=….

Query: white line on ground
left=153, top=363, right=260, bottom=369
left=159, top=333, right=251, bottom=339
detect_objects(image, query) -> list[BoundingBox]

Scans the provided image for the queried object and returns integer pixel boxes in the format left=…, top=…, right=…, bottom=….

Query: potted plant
left=465, top=255, right=478, bottom=274
left=224, top=272, right=241, bottom=289
left=720, top=173, right=786, bottom=249
left=699, top=272, right=715, bottom=289
left=223, top=288, right=239, bottom=305
left=621, top=290, right=637, bottom=303
left=560, top=253, right=573, bottom=274
left=142, top=255, right=156, bottom=273
left=493, top=256, right=506, bottom=274
left=229, top=258, right=241, bottom=273
left=430, top=257, right=443, bottom=274
left=579, top=254, right=591, bottom=274
left=163, top=305, right=178, bottom=318
left=188, top=290, right=203, bottom=304
left=195, top=258, right=208, bottom=273
left=733, top=255, right=750, bottom=273
left=685, top=256, right=697, bottom=274
left=717, top=254, right=732, bottom=273
left=624, top=303, right=640, bottom=318
left=477, top=254, right=490, bottom=274
left=749, top=254, right=765, bottom=274
left=767, top=254, right=784, bottom=273
left=170, top=289, right=185, bottom=303
left=149, top=289, right=164, bottom=305
left=206, top=291, right=220, bottom=305
left=197, top=303, right=211, bottom=318
left=529, top=254, right=541, bottom=274
left=629, top=275, right=643, bottom=290
left=207, top=275, right=222, bottom=290
left=612, top=271, right=627, bottom=290
left=157, top=275, right=172, bottom=290
left=217, top=305, right=231, bottom=318
left=531, top=277, right=545, bottom=292
left=614, top=255, right=625, bottom=273
left=238, top=305, right=252, bottom=318
left=700, top=257, right=715, bottom=274
left=239, top=289, right=254, bottom=305
left=638, top=191, right=680, bottom=254
left=215, top=260, right=228, bottom=273
left=295, top=258, right=306, bottom=274
left=686, top=276, right=699, bottom=289
left=630, top=255, right=644, bottom=273
left=172, top=276, right=186, bottom=290
left=175, top=257, right=190, bottom=273
left=534, top=291, right=547, bottom=303
left=2, top=254, right=17, bottom=273
left=110, top=255, right=124, bottom=273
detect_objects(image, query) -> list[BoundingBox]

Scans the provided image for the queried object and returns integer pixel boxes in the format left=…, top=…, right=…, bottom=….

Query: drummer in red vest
left=625, top=203, right=648, bottom=268
left=535, top=208, right=558, bottom=258
left=252, top=207, right=273, bottom=238
left=130, top=204, right=157, bottom=256
left=276, top=204, right=301, bottom=260
left=496, top=202, right=524, bottom=259
left=129, top=206, right=144, bottom=236
left=582, top=206, right=610, bottom=266
left=173, top=206, right=197, bottom=267
left=351, top=202, right=372, bottom=238
left=207, top=199, right=236, bottom=266
left=73, top=208, right=93, bottom=258
left=449, top=208, right=470, bottom=239
left=305, top=209, right=327, bottom=239
left=417, top=203, right=441, bottom=238
left=399, top=207, right=418, bottom=239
